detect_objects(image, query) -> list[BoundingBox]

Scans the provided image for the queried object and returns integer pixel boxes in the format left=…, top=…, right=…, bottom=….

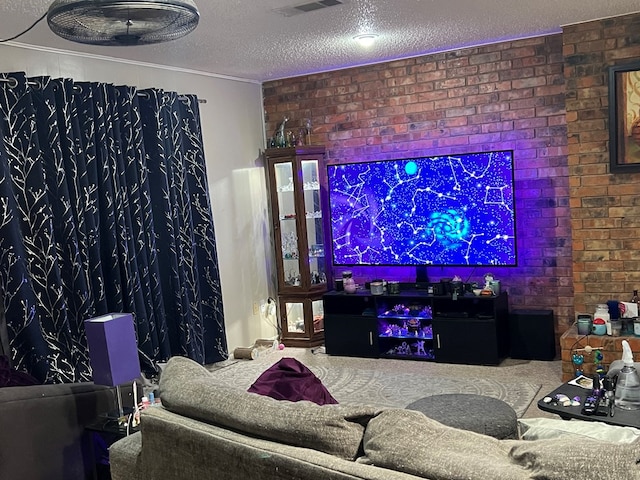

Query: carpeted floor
left=207, top=347, right=564, bottom=418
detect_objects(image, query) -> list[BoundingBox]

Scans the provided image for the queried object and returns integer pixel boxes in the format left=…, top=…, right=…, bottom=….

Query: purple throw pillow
left=0, top=355, right=40, bottom=387
left=248, top=357, right=338, bottom=405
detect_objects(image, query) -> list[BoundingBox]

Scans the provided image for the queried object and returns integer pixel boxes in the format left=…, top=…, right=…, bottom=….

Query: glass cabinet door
left=274, top=161, right=300, bottom=288
left=278, top=293, right=325, bottom=347
left=301, top=160, right=326, bottom=289
left=284, top=299, right=305, bottom=334
left=312, top=298, right=324, bottom=333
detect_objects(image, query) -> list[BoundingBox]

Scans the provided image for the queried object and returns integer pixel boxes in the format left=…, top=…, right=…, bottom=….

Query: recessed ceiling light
left=353, top=33, right=378, bottom=48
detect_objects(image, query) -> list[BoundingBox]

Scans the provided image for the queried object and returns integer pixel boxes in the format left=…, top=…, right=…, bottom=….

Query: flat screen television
left=326, top=150, right=517, bottom=267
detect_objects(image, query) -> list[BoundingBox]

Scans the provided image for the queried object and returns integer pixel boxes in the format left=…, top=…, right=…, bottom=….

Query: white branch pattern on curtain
left=0, top=72, right=227, bottom=383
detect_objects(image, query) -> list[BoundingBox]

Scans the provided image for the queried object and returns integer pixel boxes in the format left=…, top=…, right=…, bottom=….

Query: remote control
left=582, top=375, right=603, bottom=416
left=581, top=393, right=599, bottom=415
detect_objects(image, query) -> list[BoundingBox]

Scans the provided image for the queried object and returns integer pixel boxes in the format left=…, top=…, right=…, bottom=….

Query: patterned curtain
left=0, top=72, right=227, bottom=383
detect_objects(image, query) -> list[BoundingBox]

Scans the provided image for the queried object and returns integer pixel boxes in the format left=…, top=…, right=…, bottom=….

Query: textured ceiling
left=2, top=0, right=640, bottom=83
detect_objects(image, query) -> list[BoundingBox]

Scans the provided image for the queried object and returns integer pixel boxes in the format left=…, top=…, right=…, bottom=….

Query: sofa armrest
left=0, top=383, right=116, bottom=480
left=110, top=432, right=144, bottom=480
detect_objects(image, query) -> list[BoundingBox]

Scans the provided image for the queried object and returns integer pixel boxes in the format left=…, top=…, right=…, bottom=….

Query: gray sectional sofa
left=109, top=356, right=640, bottom=480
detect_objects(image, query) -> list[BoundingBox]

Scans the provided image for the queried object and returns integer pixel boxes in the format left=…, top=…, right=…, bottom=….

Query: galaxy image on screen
left=327, top=151, right=517, bottom=266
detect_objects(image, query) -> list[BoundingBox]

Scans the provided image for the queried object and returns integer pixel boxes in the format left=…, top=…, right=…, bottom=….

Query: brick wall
left=263, top=35, right=573, bottom=343
left=564, top=14, right=640, bottom=318
left=560, top=325, right=640, bottom=381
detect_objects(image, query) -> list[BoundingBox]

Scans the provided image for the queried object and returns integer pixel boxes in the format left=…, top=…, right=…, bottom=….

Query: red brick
left=434, top=78, right=467, bottom=89
left=416, top=70, right=447, bottom=82
left=433, top=97, right=465, bottom=110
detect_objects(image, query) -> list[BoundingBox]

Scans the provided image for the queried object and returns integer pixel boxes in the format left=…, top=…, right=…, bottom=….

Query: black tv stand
left=323, top=289, right=509, bottom=365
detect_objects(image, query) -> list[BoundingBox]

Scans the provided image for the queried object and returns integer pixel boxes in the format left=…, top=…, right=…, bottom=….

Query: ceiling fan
left=46, top=0, right=200, bottom=46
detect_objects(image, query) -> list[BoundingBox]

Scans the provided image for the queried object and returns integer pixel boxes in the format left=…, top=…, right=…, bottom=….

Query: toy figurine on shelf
left=422, top=325, right=433, bottom=338
left=274, top=117, right=289, bottom=147
left=407, top=318, right=421, bottom=335
left=303, top=118, right=312, bottom=145
left=381, top=325, right=393, bottom=337
left=481, top=272, right=498, bottom=296
left=397, top=342, right=412, bottom=356
left=297, top=128, right=306, bottom=146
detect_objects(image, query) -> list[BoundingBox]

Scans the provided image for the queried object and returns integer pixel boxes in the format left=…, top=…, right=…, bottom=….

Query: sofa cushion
left=508, top=437, right=640, bottom=479
left=159, top=356, right=381, bottom=460
left=363, top=409, right=640, bottom=480
left=519, top=417, right=640, bottom=443
left=363, top=409, right=527, bottom=480
left=406, top=393, right=518, bottom=439
left=248, top=357, right=338, bottom=405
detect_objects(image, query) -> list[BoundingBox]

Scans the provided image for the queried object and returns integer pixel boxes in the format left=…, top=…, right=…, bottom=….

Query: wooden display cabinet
left=277, top=293, right=325, bottom=347
left=264, top=146, right=329, bottom=347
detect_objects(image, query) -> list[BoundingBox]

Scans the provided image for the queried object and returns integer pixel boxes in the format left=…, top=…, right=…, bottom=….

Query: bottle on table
left=629, top=290, right=640, bottom=335
left=594, top=304, right=611, bottom=335
left=614, top=340, right=640, bottom=410
left=342, top=271, right=356, bottom=294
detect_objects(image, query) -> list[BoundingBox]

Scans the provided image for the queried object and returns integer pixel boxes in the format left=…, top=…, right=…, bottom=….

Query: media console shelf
left=323, top=290, right=509, bottom=365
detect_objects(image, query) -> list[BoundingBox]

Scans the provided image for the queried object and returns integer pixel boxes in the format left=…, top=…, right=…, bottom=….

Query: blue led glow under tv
left=327, top=150, right=517, bottom=267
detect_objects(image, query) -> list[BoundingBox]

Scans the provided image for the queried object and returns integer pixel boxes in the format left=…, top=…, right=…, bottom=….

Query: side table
left=537, top=382, right=640, bottom=429
left=85, top=416, right=139, bottom=480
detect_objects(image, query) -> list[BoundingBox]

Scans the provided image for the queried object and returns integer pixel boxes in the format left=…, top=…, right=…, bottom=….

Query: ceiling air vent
left=273, top=0, right=348, bottom=18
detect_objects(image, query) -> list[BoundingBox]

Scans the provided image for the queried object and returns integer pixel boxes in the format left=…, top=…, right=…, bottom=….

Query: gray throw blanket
left=363, top=409, right=640, bottom=480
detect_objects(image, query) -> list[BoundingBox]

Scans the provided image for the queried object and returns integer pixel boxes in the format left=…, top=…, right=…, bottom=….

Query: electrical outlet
left=253, top=302, right=259, bottom=315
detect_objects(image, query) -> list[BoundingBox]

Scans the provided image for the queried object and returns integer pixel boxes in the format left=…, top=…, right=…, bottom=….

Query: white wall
left=0, top=43, right=277, bottom=356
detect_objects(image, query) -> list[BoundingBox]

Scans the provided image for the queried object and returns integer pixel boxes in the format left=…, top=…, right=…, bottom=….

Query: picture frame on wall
left=609, top=61, right=640, bottom=173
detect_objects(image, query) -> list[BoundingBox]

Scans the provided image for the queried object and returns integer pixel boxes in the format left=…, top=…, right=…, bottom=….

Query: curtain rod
left=0, top=77, right=207, bottom=103
left=137, top=91, right=207, bottom=104
left=0, top=77, right=75, bottom=91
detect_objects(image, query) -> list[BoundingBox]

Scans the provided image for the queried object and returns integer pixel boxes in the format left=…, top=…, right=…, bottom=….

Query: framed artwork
left=609, top=61, right=640, bottom=173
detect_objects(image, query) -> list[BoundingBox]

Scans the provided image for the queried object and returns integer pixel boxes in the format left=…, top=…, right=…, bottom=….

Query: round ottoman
left=406, top=393, right=518, bottom=439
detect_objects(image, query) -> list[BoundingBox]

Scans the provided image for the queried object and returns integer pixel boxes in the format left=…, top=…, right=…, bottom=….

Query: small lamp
left=85, top=313, right=141, bottom=418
